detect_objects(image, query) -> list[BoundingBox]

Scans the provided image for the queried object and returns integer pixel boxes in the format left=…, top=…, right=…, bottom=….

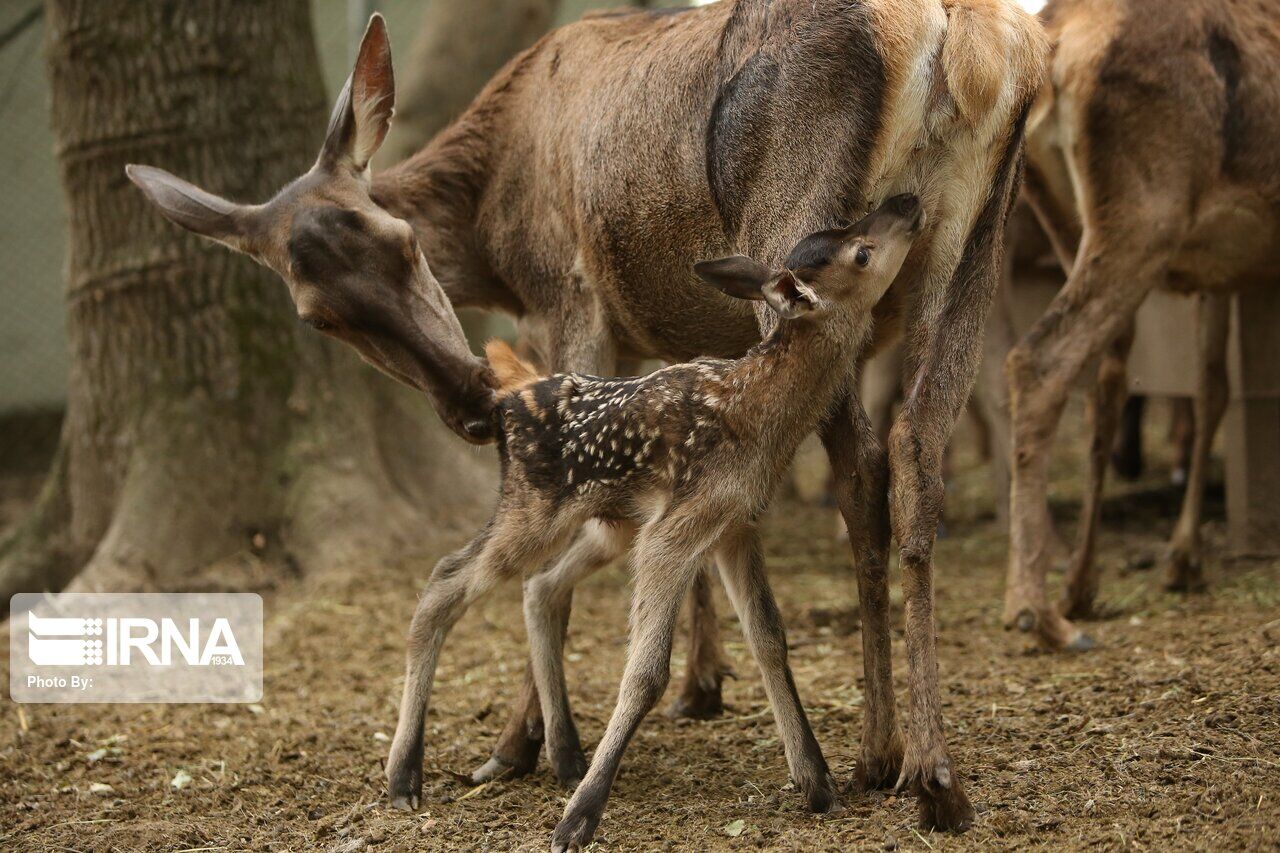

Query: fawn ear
left=321, top=14, right=395, bottom=174
left=692, top=255, right=774, bottom=301
left=761, top=271, right=818, bottom=320
left=125, top=164, right=255, bottom=251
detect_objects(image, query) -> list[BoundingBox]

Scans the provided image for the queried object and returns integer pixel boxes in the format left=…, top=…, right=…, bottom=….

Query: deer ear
left=761, top=271, right=818, bottom=319
left=125, top=164, right=252, bottom=250
left=692, top=255, right=774, bottom=301
left=321, top=13, right=395, bottom=173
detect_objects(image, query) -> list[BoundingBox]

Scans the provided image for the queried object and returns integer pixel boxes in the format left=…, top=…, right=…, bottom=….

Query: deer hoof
left=666, top=679, right=725, bottom=720
left=914, top=772, right=975, bottom=833
left=387, top=765, right=422, bottom=811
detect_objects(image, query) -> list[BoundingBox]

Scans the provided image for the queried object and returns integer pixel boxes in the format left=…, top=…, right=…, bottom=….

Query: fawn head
left=125, top=16, right=498, bottom=444
left=692, top=194, right=922, bottom=322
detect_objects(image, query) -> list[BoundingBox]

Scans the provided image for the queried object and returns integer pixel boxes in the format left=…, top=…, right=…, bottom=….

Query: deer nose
left=463, top=418, right=493, bottom=442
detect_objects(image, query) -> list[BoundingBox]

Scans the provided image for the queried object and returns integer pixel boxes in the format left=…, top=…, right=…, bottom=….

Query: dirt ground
left=3, top=405, right=1279, bottom=852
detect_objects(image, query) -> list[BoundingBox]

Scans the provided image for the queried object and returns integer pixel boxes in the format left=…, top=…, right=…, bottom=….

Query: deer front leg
left=1060, top=325, right=1134, bottom=620
left=1164, top=294, right=1229, bottom=592
left=820, top=393, right=903, bottom=791
left=551, top=513, right=712, bottom=852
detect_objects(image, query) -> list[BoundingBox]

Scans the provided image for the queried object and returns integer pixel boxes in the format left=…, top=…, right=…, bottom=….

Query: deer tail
left=484, top=339, right=543, bottom=393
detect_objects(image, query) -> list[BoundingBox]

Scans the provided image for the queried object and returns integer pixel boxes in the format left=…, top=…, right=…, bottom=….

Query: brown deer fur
left=128, top=1, right=1047, bottom=836
left=1006, top=0, right=1280, bottom=649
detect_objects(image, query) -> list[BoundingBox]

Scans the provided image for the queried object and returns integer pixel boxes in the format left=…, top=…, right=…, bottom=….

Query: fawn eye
left=304, top=316, right=334, bottom=333
left=855, top=246, right=871, bottom=268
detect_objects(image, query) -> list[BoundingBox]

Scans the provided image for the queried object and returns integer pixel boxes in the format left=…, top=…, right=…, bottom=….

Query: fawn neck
left=729, top=312, right=868, bottom=449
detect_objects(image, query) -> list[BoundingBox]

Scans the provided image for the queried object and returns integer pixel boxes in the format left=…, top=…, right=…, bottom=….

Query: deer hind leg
left=386, top=508, right=571, bottom=809
left=1007, top=219, right=1181, bottom=649
left=820, top=392, right=903, bottom=791
left=551, top=508, right=718, bottom=853
left=524, top=519, right=635, bottom=788
left=471, top=292, right=618, bottom=784
left=715, top=524, right=839, bottom=812
left=1164, top=294, right=1230, bottom=592
left=1060, top=323, right=1135, bottom=620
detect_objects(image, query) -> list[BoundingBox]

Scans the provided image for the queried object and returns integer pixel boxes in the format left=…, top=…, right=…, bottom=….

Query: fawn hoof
left=666, top=677, right=726, bottom=720
left=550, top=802, right=603, bottom=853
left=387, top=764, right=422, bottom=811
left=915, top=775, right=976, bottom=833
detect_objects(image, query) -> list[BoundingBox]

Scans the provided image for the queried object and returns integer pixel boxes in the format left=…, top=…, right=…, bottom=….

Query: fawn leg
left=1061, top=325, right=1134, bottom=619
left=471, top=305, right=617, bottom=783
left=551, top=513, right=712, bottom=852
left=715, top=525, right=840, bottom=812
left=821, top=392, right=902, bottom=790
left=525, top=520, right=635, bottom=787
left=667, top=564, right=732, bottom=718
left=1164, top=294, right=1229, bottom=592
left=387, top=512, right=570, bottom=808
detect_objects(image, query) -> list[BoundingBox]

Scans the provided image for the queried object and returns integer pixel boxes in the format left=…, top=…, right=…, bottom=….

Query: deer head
left=694, top=194, right=923, bottom=320
left=126, top=15, right=497, bottom=444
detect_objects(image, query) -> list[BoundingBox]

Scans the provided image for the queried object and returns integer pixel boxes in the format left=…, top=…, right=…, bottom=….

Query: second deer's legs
left=820, top=392, right=903, bottom=790
left=668, top=566, right=733, bottom=718
left=1164, top=294, right=1230, bottom=592
left=1060, top=324, right=1135, bottom=620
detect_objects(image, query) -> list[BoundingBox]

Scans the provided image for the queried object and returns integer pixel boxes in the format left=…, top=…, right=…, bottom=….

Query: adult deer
left=129, top=1, right=1046, bottom=834
left=1005, top=0, right=1280, bottom=649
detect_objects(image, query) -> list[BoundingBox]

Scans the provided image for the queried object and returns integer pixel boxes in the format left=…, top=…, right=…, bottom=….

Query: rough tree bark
left=0, top=0, right=492, bottom=599
left=379, top=0, right=561, bottom=165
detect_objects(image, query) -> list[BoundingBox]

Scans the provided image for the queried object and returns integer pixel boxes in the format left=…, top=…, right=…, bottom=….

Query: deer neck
left=729, top=315, right=866, bottom=449
left=370, top=128, right=491, bottom=291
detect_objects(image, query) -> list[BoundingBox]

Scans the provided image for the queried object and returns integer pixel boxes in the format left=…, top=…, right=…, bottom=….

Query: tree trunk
left=379, top=0, right=561, bottom=165
left=0, top=0, right=492, bottom=599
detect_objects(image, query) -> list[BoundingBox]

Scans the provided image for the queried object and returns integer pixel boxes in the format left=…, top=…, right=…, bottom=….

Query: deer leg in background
left=1060, top=322, right=1135, bottom=619
left=1111, top=396, right=1147, bottom=480
left=1007, top=211, right=1183, bottom=648
left=1168, top=397, right=1196, bottom=486
left=1164, top=294, right=1229, bottom=592
left=972, top=262, right=1018, bottom=529
left=667, top=566, right=733, bottom=718
left=820, top=392, right=902, bottom=790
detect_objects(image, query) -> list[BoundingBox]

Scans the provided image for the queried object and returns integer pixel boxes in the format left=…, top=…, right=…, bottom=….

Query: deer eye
left=304, top=316, right=335, bottom=333
left=855, top=246, right=871, bottom=268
